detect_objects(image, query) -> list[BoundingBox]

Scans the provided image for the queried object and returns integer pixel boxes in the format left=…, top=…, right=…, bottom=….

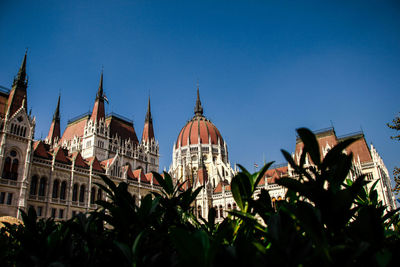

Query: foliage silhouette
left=0, top=128, right=399, bottom=266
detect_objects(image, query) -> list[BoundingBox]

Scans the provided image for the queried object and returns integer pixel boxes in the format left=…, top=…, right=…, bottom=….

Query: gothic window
left=233, top=203, right=237, bottom=210
left=219, top=205, right=223, bottom=218
left=38, top=177, right=47, bottom=196
left=3, top=150, right=19, bottom=180
left=72, top=183, right=78, bottom=201
left=2, top=157, right=11, bottom=179
left=10, top=159, right=18, bottom=180
left=7, top=193, right=13, bottom=205
left=91, top=187, right=96, bottom=204
left=227, top=203, right=232, bottom=210
left=30, top=176, right=38, bottom=195
left=59, top=209, right=64, bottom=219
left=52, top=180, right=60, bottom=199
left=97, top=188, right=102, bottom=201
left=60, top=181, right=67, bottom=200
left=51, top=208, right=56, bottom=218
left=271, top=197, right=276, bottom=209
left=79, top=184, right=85, bottom=203
left=197, top=205, right=202, bottom=218
left=365, top=172, right=374, bottom=181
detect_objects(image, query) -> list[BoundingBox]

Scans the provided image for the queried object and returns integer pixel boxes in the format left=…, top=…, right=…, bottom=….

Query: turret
left=6, top=51, right=28, bottom=117
left=141, top=96, right=155, bottom=142
left=194, top=86, right=204, bottom=117
left=46, top=94, right=61, bottom=145
left=90, top=71, right=105, bottom=123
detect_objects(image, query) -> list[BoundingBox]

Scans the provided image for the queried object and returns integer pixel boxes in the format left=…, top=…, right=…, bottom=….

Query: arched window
left=271, top=197, right=276, bottom=209
left=2, top=157, right=11, bottom=179
left=52, top=180, right=60, bottom=198
left=97, top=188, right=102, bottom=201
left=10, top=159, right=18, bottom=180
left=228, top=203, right=232, bottom=210
left=90, top=187, right=96, bottom=204
left=60, top=181, right=67, bottom=200
left=30, top=176, right=38, bottom=195
left=72, top=183, right=78, bottom=201
left=132, top=194, right=136, bottom=205
left=197, top=205, right=202, bottom=218
left=79, top=184, right=85, bottom=203
left=233, top=203, right=237, bottom=210
left=219, top=205, right=223, bottom=218
left=38, top=177, right=47, bottom=196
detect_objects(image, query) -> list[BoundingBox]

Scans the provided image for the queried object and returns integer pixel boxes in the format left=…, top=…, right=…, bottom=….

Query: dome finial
left=194, top=81, right=203, bottom=117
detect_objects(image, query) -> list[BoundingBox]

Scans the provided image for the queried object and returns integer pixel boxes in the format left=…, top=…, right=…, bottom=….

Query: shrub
left=0, top=128, right=398, bottom=266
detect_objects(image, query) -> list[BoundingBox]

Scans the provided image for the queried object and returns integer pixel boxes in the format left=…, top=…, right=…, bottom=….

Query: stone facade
left=170, top=92, right=397, bottom=222
left=0, top=53, right=161, bottom=219
left=0, top=53, right=396, bottom=222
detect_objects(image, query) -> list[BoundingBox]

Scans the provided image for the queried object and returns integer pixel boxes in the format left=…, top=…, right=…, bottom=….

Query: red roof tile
left=33, top=141, right=51, bottom=159
left=87, top=156, right=104, bottom=172
left=106, top=116, right=139, bottom=144
left=176, top=116, right=224, bottom=148
left=71, top=152, right=87, bottom=168
left=132, top=169, right=149, bottom=183
left=53, top=147, right=70, bottom=164
left=60, top=117, right=88, bottom=143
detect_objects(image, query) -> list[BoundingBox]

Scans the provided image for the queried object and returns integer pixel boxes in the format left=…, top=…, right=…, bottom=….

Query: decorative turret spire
left=194, top=85, right=203, bottom=117
left=142, top=96, right=155, bottom=142
left=197, top=155, right=208, bottom=186
left=91, top=70, right=106, bottom=122
left=53, top=94, right=61, bottom=121
left=47, top=94, right=61, bottom=145
left=6, top=51, right=28, bottom=116
left=145, top=96, right=152, bottom=123
left=96, top=70, right=104, bottom=100
left=12, top=50, right=28, bottom=89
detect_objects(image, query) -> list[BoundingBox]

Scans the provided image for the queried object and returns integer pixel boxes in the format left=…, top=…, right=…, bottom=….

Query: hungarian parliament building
left=0, top=53, right=396, bottom=221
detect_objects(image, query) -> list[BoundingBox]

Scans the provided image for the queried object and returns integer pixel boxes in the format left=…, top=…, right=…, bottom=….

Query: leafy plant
left=1, top=128, right=398, bottom=266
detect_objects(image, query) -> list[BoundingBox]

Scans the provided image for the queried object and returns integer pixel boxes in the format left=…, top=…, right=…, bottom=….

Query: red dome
left=176, top=116, right=224, bottom=149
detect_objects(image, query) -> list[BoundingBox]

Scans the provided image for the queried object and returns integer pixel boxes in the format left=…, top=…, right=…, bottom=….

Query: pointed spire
left=53, top=93, right=61, bottom=121
left=194, top=84, right=203, bottom=117
left=97, top=69, right=104, bottom=99
left=12, top=50, right=28, bottom=89
left=6, top=51, right=28, bottom=117
left=91, top=70, right=106, bottom=122
left=142, top=95, right=155, bottom=142
left=47, top=94, right=61, bottom=146
left=145, top=96, right=152, bottom=123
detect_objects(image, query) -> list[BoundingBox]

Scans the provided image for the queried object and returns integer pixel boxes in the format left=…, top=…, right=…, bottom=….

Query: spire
left=91, top=70, right=106, bottom=122
left=47, top=94, right=61, bottom=145
left=53, top=94, right=60, bottom=121
left=97, top=70, right=104, bottom=100
left=194, top=85, right=203, bottom=117
left=197, top=155, right=208, bottom=186
left=6, top=51, right=28, bottom=116
left=145, top=96, right=152, bottom=123
left=12, top=50, right=28, bottom=89
left=142, top=95, right=155, bottom=142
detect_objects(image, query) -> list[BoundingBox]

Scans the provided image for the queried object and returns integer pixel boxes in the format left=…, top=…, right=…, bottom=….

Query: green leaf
left=321, top=137, right=358, bottom=171
left=254, top=161, right=274, bottom=190
left=297, top=128, right=321, bottom=166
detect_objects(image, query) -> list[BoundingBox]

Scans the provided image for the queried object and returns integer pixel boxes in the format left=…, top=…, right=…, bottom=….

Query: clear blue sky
left=1, top=1, right=399, bottom=179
